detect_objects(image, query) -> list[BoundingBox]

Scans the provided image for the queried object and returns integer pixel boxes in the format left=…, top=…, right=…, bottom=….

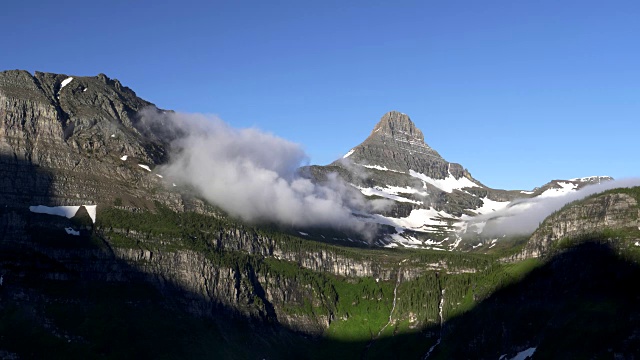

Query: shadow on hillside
left=1, top=153, right=640, bottom=359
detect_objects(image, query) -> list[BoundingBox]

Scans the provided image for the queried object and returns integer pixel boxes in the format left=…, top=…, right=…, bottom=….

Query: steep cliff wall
left=513, top=188, right=640, bottom=260
left=0, top=70, right=192, bottom=211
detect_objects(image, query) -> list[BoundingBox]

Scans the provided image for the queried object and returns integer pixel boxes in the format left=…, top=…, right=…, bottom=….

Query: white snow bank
left=371, top=208, right=454, bottom=231
left=84, top=205, right=97, bottom=224
left=138, top=164, right=151, bottom=171
left=60, top=77, right=73, bottom=90
left=30, top=205, right=80, bottom=219
left=409, top=170, right=479, bottom=193
left=343, top=149, right=355, bottom=158
left=64, top=227, right=80, bottom=236
left=538, top=182, right=578, bottom=198
left=520, top=190, right=534, bottom=194
left=356, top=185, right=424, bottom=205
left=120, top=155, right=128, bottom=161
left=389, top=227, right=423, bottom=247
left=156, top=174, right=163, bottom=178
left=359, top=164, right=405, bottom=173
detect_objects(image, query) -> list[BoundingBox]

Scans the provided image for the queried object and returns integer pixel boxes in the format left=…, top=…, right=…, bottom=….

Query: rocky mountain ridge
left=311, top=110, right=613, bottom=250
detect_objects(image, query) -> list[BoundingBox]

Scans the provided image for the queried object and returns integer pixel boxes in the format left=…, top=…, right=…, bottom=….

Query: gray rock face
left=339, top=111, right=467, bottom=180
left=0, top=70, right=198, bottom=211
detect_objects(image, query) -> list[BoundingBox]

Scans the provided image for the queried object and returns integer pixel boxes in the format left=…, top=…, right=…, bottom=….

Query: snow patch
left=356, top=185, right=425, bottom=205
left=138, top=164, right=151, bottom=172
left=84, top=205, right=97, bottom=223
left=60, top=77, right=73, bottom=90
left=371, top=208, right=454, bottom=232
left=298, top=232, right=309, bottom=236
left=30, top=205, right=80, bottom=219
left=359, top=164, right=404, bottom=173
left=120, top=155, right=128, bottom=161
left=110, top=134, right=116, bottom=138
left=156, top=174, right=163, bottom=178
left=520, top=190, right=534, bottom=194
left=538, top=182, right=578, bottom=198
left=64, top=227, right=80, bottom=236
left=389, top=227, right=423, bottom=246
left=409, top=170, right=479, bottom=193
left=635, top=241, right=640, bottom=247
left=343, top=149, right=355, bottom=158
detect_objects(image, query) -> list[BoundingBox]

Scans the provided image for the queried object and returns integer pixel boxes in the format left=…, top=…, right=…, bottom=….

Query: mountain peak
left=370, top=111, right=425, bottom=144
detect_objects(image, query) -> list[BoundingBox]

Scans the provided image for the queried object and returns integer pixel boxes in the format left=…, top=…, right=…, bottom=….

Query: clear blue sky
left=1, top=0, right=638, bottom=190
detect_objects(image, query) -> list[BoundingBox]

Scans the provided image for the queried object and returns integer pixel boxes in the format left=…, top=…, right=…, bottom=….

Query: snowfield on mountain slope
left=538, top=182, right=578, bottom=198
left=60, top=77, right=73, bottom=90
left=355, top=184, right=427, bottom=205
left=369, top=208, right=455, bottom=231
left=343, top=149, right=355, bottom=158
left=360, top=164, right=405, bottom=173
left=409, top=170, right=479, bottom=193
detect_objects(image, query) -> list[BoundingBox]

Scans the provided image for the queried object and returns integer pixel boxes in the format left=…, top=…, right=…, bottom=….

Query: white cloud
left=477, top=178, right=640, bottom=236
left=139, top=109, right=388, bottom=239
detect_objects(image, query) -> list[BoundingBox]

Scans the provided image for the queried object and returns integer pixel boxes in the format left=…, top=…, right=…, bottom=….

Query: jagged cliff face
left=0, top=70, right=190, bottom=210
left=346, top=111, right=455, bottom=177
left=515, top=188, right=640, bottom=260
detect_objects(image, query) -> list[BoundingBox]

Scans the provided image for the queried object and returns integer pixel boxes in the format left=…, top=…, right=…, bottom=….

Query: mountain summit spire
left=370, top=111, right=425, bottom=144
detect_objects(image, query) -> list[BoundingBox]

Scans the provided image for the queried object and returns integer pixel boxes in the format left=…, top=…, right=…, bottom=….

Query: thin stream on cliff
left=423, top=286, right=445, bottom=359
left=377, top=267, right=402, bottom=337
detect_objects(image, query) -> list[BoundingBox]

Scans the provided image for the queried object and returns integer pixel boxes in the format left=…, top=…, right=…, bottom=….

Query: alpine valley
left=1, top=70, right=639, bottom=359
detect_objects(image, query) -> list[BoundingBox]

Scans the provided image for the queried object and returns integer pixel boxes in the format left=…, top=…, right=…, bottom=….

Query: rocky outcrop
left=513, top=189, right=640, bottom=260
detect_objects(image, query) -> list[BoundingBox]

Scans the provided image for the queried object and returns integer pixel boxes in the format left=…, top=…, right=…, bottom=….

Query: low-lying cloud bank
left=478, top=178, right=640, bottom=236
left=139, top=109, right=388, bottom=239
